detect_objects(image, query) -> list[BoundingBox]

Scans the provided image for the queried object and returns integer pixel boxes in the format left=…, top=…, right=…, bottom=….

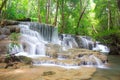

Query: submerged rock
left=42, top=71, right=56, bottom=76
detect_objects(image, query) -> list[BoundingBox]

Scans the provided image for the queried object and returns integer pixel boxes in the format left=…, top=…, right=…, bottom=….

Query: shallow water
left=90, top=55, right=120, bottom=80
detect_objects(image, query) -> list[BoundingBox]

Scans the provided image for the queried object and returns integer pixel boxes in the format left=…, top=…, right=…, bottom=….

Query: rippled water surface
left=90, top=55, right=120, bottom=80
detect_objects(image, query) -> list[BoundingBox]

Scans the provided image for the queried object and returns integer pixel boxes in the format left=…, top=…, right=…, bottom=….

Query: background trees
left=0, top=0, right=120, bottom=54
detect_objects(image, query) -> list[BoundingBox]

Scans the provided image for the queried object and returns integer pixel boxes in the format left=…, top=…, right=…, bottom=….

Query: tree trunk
left=0, top=0, right=8, bottom=14
left=46, top=0, right=50, bottom=24
left=53, top=0, right=59, bottom=26
left=76, top=0, right=88, bottom=34
left=107, top=0, right=112, bottom=30
left=117, top=0, right=120, bottom=10
left=38, top=0, right=42, bottom=23
left=27, top=0, right=31, bottom=18
left=60, top=0, right=65, bottom=33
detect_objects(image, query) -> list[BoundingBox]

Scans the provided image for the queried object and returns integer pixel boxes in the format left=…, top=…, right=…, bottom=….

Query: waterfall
left=14, top=24, right=46, bottom=57
left=29, top=22, right=59, bottom=43
left=59, top=34, right=94, bottom=50
left=92, top=42, right=110, bottom=54
left=8, top=22, right=109, bottom=68
left=89, top=55, right=103, bottom=66
left=59, top=34, right=79, bottom=50
left=9, top=22, right=60, bottom=57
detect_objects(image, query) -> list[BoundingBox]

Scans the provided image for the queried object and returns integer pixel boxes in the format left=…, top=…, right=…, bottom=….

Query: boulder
left=46, top=43, right=61, bottom=58
left=46, top=49, right=58, bottom=58
left=0, top=34, right=7, bottom=40
left=1, top=28, right=10, bottom=35
left=6, top=25, right=20, bottom=33
left=18, top=56, right=32, bottom=64
left=0, top=20, right=19, bottom=27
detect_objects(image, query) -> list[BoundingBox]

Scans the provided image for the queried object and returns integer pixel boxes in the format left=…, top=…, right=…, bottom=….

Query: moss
left=18, top=56, right=32, bottom=64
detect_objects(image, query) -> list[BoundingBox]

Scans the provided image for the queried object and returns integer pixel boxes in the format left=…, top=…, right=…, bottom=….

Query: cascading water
left=10, top=24, right=46, bottom=57
left=92, top=42, right=110, bottom=54
left=59, top=34, right=78, bottom=50
left=9, top=22, right=109, bottom=68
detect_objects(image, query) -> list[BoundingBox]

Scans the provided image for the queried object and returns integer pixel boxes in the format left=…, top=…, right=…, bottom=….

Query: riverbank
left=0, top=65, right=96, bottom=80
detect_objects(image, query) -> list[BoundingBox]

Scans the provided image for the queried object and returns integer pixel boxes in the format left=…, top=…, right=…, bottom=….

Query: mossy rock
left=18, top=56, right=32, bottom=64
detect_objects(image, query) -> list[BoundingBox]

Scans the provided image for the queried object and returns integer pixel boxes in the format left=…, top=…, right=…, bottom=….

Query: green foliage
left=9, top=33, right=20, bottom=41
left=93, top=29, right=120, bottom=44
left=9, top=33, right=20, bottom=53
left=1, top=0, right=120, bottom=41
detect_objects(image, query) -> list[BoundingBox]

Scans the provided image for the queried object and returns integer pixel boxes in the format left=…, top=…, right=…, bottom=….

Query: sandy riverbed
left=0, top=65, right=96, bottom=80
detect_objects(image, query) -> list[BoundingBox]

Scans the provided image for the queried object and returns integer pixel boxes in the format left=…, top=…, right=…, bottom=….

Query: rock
left=42, top=71, right=56, bottom=76
left=96, top=54, right=108, bottom=63
left=0, top=55, right=6, bottom=63
left=46, top=49, right=58, bottom=58
left=0, top=39, right=9, bottom=55
left=46, top=46, right=58, bottom=58
left=1, top=28, right=10, bottom=35
left=4, top=62, right=18, bottom=69
left=0, top=34, right=7, bottom=40
left=6, top=25, right=20, bottom=33
left=0, top=20, right=19, bottom=27
left=18, top=56, right=32, bottom=64
left=46, top=43, right=61, bottom=52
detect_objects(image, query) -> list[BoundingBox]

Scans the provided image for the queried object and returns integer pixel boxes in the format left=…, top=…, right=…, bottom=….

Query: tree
left=75, top=0, right=89, bottom=35
left=0, top=0, right=8, bottom=14
left=53, top=0, right=59, bottom=26
left=60, top=0, right=65, bottom=33
left=46, top=0, right=51, bottom=24
left=107, top=0, right=112, bottom=30
left=38, top=0, right=42, bottom=23
left=117, top=0, right=120, bottom=10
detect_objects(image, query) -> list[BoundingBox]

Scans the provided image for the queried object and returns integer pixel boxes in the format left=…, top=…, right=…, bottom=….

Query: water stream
left=90, top=55, right=120, bottom=80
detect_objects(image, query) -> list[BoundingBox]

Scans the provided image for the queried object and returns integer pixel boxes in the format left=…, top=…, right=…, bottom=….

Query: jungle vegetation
left=0, top=0, right=120, bottom=54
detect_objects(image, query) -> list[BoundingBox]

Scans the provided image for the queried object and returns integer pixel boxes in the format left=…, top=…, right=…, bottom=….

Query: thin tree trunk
left=92, top=25, right=98, bottom=33
left=76, top=0, right=88, bottom=34
left=27, top=0, right=31, bottom=18
left=117, top=0, right=120, bottom=10
left=107, top=0, right=112, bottom=30
left=38, top=0, right=42, bottom=23
left=0, top=0, right=8, bottom=14
left=49, top=0, right=52, bottom=23
left=53, top=0, right=59, bottom=26
left=60, top=0, right=65, bottom=33
left=77, top=6, right=87, bottom=28
left=46, top=0, right=50, bottom=24
left=108, top=9, right=110, bottom=30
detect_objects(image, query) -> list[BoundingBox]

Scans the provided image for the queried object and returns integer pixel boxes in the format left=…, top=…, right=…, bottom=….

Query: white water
left=8, top=24, right=46, bottom=57
left=9, top=23, right=109, bottom=68
left=60, top=34, right=79, bottom=50
left=93, top=44, right=110, bottom=54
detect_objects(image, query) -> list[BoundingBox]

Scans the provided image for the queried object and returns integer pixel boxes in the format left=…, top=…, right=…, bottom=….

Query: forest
left=0, top=0, right=120, bottom=55
left=0, top=1, right=120, bottom=80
